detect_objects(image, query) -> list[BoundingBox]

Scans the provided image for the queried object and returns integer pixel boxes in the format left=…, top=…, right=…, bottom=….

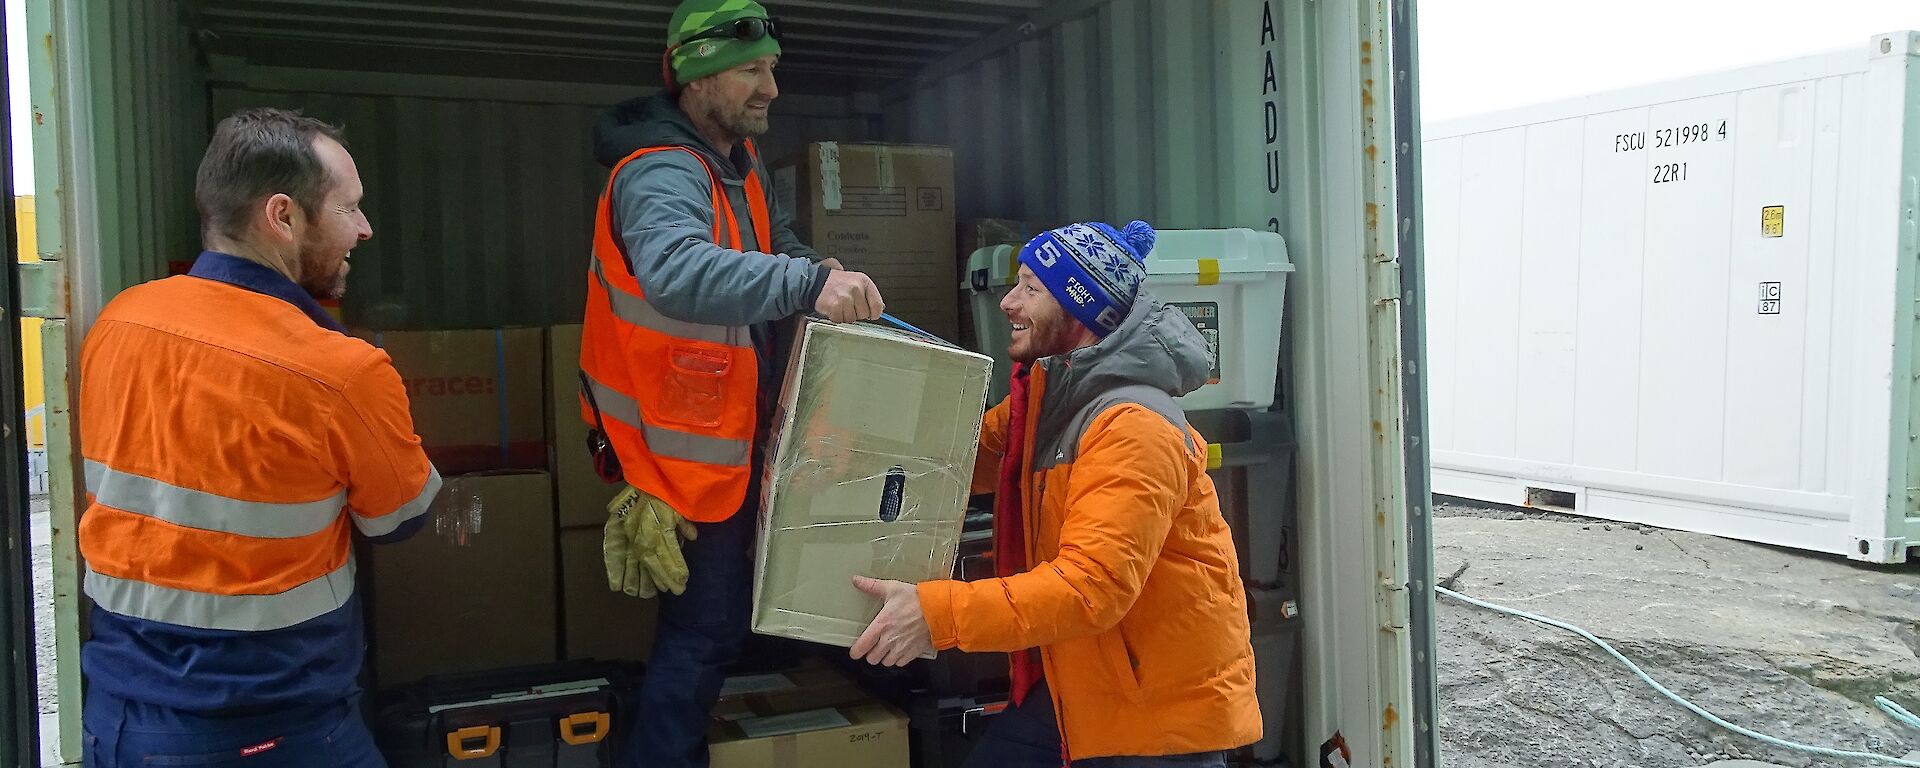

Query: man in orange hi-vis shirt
left=75, top=108, right=440, bottom=767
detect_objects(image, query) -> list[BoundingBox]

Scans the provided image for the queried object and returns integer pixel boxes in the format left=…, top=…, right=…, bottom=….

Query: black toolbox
left=373, top=660, right=642, bottom=767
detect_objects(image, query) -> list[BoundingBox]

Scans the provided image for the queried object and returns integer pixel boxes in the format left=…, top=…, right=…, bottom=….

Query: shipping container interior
left=24, top=1, right=1427, bottom=766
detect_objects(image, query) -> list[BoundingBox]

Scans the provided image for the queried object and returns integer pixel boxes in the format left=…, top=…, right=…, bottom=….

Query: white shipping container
left=1423, top=31, right=1920, bottom=563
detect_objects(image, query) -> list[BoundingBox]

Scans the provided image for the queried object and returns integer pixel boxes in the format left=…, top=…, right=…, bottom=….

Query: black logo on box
left=916, top=187, right=945, bottom=212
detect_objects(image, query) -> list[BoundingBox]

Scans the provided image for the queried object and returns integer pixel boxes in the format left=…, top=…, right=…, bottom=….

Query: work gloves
left=602, top=485, right=698, bottom=598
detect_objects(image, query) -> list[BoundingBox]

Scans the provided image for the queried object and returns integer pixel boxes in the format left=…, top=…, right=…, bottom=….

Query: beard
left=1008, top=314, right=1082, bottom=363
left=297, top=239, right=349, bottom=301
left=707, top=101, right=770, bottom=140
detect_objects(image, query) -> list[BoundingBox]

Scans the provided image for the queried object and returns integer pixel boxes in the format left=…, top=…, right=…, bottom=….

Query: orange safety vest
left=579, top=143, right=774, bottom=522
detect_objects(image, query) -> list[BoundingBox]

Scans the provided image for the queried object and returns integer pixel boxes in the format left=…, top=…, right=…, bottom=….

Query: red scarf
left=994, top=363, right=1042, bottom=706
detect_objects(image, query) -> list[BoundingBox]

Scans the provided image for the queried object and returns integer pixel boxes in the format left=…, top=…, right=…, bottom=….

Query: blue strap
left=877, top=313, right=956, bottom=347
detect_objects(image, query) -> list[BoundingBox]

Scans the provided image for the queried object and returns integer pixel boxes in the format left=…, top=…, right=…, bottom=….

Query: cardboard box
left=711, top=661, right=868, bottom=719
left=752, top=319, right=990, bottom=649
left=547, top=325, right=623, bottom=528
left=709, top=665, right=909, bottom=768
left=361, top=328, right=547, bottom=476
left=559, top=527, right=658, bottom=662
left=775, top=143, right=960, bottom=341
left=368, top=471, right=558, bottom=686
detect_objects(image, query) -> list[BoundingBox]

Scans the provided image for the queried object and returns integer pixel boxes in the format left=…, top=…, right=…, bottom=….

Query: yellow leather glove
left=602, top=491, right=657, bottom=599
left=601, top=485, right=698, bottom=597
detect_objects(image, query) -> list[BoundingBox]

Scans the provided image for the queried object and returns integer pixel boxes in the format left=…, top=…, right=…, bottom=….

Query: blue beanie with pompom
left=1016, top=220, right=1156, bottom=337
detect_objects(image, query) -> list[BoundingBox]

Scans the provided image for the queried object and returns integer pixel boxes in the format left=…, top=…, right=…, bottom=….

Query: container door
left=0, top=0, right=41, bottom=761
left=1387, top=0, right=1442, bottom=765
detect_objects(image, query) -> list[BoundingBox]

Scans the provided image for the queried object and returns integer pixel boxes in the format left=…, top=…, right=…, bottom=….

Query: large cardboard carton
left=559, top=527, right=658, bottom=662
left=368, top=471, right=558, bottom=686
left=546, top=325, right=622, bottom=528
left=775, top=143, right=960, bottom=341
left=752, top=319, right=990, bottom=650
left=361, top=328, right=547, bottom=476
left=709, top=665, right=909, bottom=768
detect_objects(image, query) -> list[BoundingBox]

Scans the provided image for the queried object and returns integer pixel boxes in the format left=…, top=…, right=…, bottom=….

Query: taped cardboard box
left=710, top=664, right=909, bottom=768
left=774, top=143, right=960, bottom=341
left=360, top=328, right=547, bottom=476
left=546, top=325, right=622, bottom=528
left=559, top=527, right=658, bottom=662
left=752, top=319, right=990, bottom=650
left=368, top=471, right=557, bottom=687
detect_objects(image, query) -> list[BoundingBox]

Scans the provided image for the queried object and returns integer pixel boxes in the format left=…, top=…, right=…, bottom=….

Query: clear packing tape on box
left=751, top=319, right=992, bottom=651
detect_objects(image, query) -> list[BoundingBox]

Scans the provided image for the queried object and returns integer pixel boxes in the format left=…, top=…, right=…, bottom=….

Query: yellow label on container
left=1761, top=206, right=1785, bottom=238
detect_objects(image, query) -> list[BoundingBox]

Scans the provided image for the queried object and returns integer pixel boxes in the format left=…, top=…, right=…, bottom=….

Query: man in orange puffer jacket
left=851, top=220, right=1262, bottom=766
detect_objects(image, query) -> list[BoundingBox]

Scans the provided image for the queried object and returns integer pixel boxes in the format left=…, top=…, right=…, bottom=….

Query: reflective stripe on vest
left=86, top=460, right=345, bottom=539
left=581, top=373, right=751, bottom=467
left=353, top=468, right=444, bottom=537
left=85, top=559, right=357, bottom=632
left=589, top=259, right=751, bottom=349
left=85, top=461, right=442, bottom=540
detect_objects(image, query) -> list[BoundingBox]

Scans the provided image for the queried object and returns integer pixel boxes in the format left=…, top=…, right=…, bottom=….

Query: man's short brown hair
left=194, top=108, right=347, bottom=243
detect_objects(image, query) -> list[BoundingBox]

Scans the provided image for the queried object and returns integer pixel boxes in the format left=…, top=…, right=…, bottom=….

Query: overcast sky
left=1419, top=0, right=1918, bottom=122
left=2, top=1, right=1916, bottom=194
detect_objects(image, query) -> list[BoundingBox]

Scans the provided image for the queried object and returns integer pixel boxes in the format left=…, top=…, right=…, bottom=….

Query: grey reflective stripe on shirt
left=582, top=374, right=751, bottom=467
left=352, top=466, right=444, bottom=537
left=591, top=259, right=750, bottom=348
left=85, top=460, right=345, bottom=539
left=84, top=559, right=357, bottom=632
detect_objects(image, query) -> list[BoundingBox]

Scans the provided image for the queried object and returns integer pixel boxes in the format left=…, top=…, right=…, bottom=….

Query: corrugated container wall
left=68, top=1, right=206, bottom=322
left=884, top=0, right=1289, bottom=233
left=208, top=81, right=866, bottom=330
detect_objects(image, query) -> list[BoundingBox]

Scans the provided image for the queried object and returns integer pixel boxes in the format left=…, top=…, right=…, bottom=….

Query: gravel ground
left=1434, top=498, right=1920, bottom=768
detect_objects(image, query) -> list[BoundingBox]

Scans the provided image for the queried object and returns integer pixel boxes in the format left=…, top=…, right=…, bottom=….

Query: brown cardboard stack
left=360, top=328, right=547, bottom=475
left=545, top=325, right=621, bottom=529
left=752, top=318, right=990, bottom=650
left=708, top=663, right=910, bottom=768
left=368, top=471, right=557, bottom=686
left=559, top=527, right=659, bottom=662
left=546, top=325, right=660, bottom=662
left=774, top=142, right=959, bottom=341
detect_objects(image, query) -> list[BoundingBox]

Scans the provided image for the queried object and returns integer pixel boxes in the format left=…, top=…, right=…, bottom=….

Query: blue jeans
left=82, top=691, right=382, bottom=767
left=618, top=505, right=757, bottom=768
left=963, top=682, right=1229, bottom=768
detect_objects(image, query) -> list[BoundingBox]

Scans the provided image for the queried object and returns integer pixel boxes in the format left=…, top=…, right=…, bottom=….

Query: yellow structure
left=17, top=195, right=43, bottom=448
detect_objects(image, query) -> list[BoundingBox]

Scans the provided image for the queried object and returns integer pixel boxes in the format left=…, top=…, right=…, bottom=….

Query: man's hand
left=818, top=257, right=845, bottom=271
left=815, top=269, right=884, bottom=323
left=849, top=576, right=934, bottom=667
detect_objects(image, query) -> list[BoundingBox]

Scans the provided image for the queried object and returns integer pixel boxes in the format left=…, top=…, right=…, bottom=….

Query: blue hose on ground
left=1881, top=697, right=1920, bottom=732
left=1435, top=585, right=1920, bottom=767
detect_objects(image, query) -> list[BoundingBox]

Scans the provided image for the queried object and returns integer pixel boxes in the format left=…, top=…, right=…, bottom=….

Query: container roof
left=186, top=0, right=1044, bottom=92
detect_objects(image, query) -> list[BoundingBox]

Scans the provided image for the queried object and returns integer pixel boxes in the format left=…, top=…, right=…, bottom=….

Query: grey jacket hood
left=1036, top=292, right=1212, bottom=423
left=593, top=93, right=748, bottom=179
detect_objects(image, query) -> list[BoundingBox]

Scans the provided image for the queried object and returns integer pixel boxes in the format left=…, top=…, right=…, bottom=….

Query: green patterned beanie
left=668, top=0, right=782, bottom=86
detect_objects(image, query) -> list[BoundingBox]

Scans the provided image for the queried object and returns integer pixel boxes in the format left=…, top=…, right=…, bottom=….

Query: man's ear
left=262, top=193, right=298, bottom=245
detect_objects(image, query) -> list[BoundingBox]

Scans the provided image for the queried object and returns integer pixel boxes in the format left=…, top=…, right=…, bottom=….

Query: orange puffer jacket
left=916, top=295, right=1261, bottom=760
